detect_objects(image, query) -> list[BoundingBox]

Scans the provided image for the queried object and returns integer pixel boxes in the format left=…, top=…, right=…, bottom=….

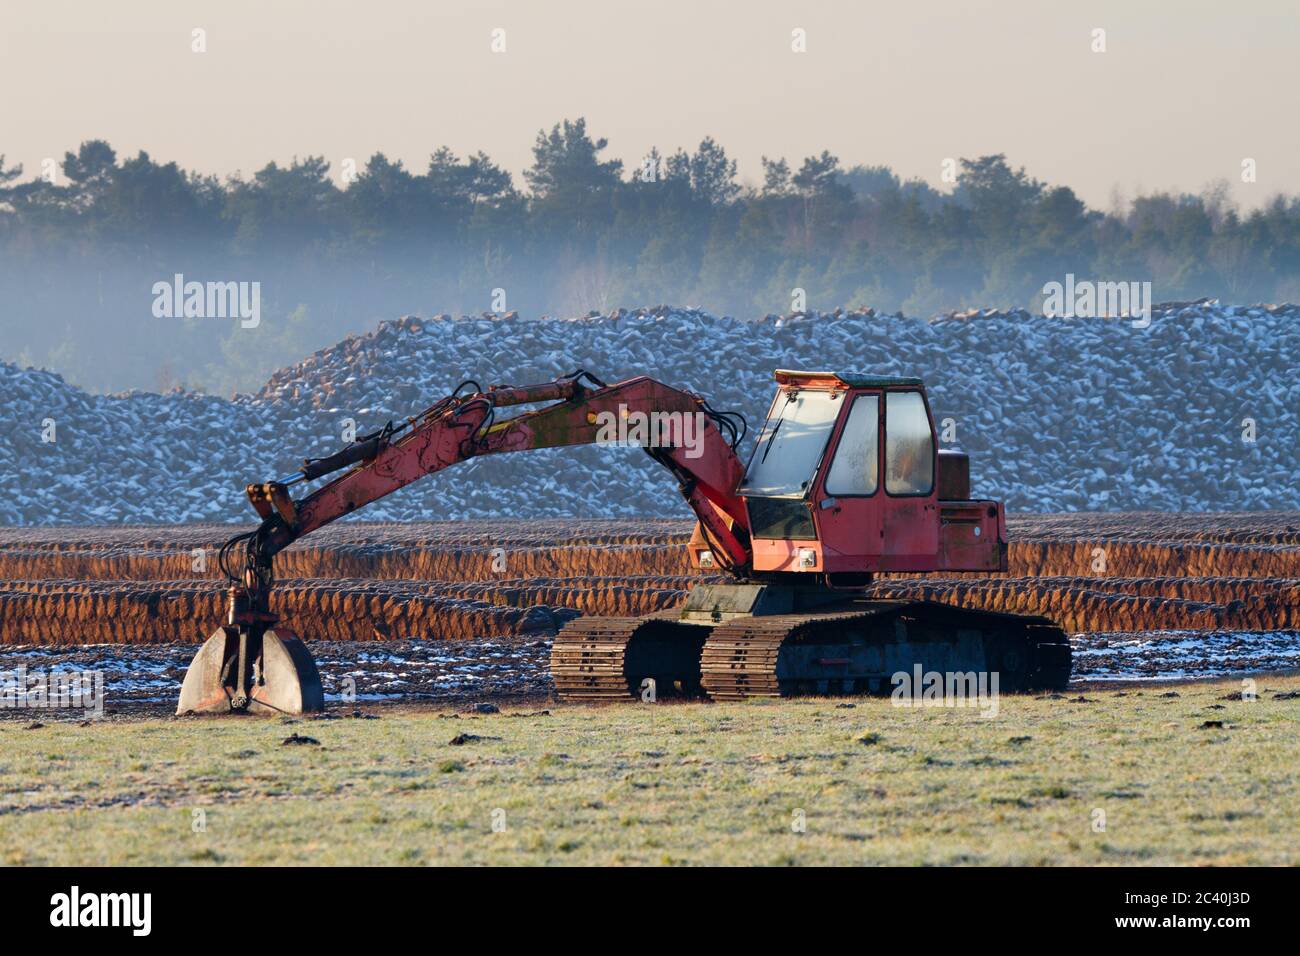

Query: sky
left=2, top=0, right=1297, bottom=209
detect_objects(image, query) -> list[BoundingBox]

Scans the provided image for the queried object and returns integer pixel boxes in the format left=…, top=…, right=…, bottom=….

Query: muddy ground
left=0, top=514, right=1297, bottom=712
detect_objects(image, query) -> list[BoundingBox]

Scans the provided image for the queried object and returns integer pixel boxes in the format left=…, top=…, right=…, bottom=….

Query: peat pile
left=3, top=301, right=1299, bottom=524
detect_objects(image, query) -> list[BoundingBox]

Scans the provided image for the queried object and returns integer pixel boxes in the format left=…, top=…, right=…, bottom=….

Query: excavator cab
left=667, top=370, right=1065, bottom=699
left=698, top=370, right=1006, bottom=583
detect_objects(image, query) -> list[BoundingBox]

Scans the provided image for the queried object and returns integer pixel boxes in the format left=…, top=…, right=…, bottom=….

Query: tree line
left=2, top=117, right=1297, bottom=394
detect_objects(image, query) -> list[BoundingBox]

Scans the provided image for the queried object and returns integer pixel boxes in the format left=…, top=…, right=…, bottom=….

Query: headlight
left=798, top=548, right=817, bottom=569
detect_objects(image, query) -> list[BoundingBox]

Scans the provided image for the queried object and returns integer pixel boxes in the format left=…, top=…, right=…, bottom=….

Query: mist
left=2, top=125, right=1298, bottom=395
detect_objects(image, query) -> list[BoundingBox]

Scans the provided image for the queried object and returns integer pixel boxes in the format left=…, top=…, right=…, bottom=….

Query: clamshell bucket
left=177, top=625, right=324, bottom=715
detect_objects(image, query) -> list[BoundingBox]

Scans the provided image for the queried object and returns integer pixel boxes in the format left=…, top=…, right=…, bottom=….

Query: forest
left=2, top=117, right=1297, bottom=394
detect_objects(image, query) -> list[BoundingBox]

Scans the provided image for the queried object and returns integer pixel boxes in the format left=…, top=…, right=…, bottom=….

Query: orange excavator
left=177, top=369, right=1070, bottom=714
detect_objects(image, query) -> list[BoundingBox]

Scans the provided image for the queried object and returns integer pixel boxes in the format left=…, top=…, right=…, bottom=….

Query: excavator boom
left=179, top=371, right=752, bottom=714
left=260, top=372, right=752, bottom=569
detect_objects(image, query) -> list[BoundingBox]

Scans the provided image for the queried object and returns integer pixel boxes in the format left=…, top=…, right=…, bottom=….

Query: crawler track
left=704, top=602, right=1072, bottom=699
left=555, top=600, right=1072, bottom=702
left=551, top=610, right=707, bottom=700
left=550, top=616, right=646, bottom=699
left=701, top=612, right=867, bottom=700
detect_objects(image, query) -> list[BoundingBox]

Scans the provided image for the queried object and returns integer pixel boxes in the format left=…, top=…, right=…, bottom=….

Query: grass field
left=2, top=675, right=1298, bottom=866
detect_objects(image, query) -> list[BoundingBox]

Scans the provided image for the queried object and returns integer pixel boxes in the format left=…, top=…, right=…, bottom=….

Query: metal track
left=551, top=609, right=701, bottom=700
left=550, top=616, right=647, bottom=700
left=557, top=601, right=1072, bottom=703
left=701, top=612, right=866, bottom=700
left=701, top=602, right=1072, bottom=701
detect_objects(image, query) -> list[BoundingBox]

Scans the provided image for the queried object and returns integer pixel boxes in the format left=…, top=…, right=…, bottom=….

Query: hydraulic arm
left=179, top=370, right=751, bottom=714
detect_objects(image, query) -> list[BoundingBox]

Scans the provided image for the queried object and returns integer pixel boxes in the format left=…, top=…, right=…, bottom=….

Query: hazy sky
left=3, top=0, right=1296, bottom=209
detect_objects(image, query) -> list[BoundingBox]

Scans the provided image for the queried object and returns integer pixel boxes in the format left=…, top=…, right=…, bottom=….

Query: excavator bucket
left=177, top=626, right=325, bottom=715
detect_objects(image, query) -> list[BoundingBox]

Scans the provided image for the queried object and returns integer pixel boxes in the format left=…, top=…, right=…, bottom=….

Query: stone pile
left=3, top=300, right=1297, bottom=524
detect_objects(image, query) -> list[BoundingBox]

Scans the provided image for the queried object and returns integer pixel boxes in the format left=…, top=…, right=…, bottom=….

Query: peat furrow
left=7, top=537, right=1300, bottom=583
left=866, top=579, right=1300, bottom=632
left=0, top=580, right=542, bottom=646
left=3, top=517, right=1300, bottom=582
left=6, top=570, right=1300, bottom=645
left=1004, top=540, right=1300, bottom=579
left=0, top=573, right=703, bottom=646
left=0, top=537, right=693, bottom=582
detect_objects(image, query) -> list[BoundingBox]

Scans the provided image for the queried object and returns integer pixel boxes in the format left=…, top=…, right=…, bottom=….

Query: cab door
left=812, top=391, right=883, bottom=574
left=878, top=389, right=939, bottom=570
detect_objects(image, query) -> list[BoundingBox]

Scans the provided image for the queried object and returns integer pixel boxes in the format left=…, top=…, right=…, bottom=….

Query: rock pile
left=2, top=300, right=1297, bottom=524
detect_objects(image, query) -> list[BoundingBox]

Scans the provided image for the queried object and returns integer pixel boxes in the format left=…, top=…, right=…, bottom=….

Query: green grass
left=2, top=676, right=1298, bottom=865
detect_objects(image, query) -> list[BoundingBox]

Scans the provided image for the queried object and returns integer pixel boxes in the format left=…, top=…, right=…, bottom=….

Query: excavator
left=177, top=368, right=1071, bottom=714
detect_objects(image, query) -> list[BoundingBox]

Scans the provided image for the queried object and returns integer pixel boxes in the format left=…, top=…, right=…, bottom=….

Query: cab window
left=884, top=391, right=934, bottom=495
left=825, top=394, right=878, bottom=495
left=740, top=389, right=841, bottom=497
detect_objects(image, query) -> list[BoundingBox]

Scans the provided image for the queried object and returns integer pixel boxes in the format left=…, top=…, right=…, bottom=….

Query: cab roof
left=774, top=369, right=925, bottom=389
